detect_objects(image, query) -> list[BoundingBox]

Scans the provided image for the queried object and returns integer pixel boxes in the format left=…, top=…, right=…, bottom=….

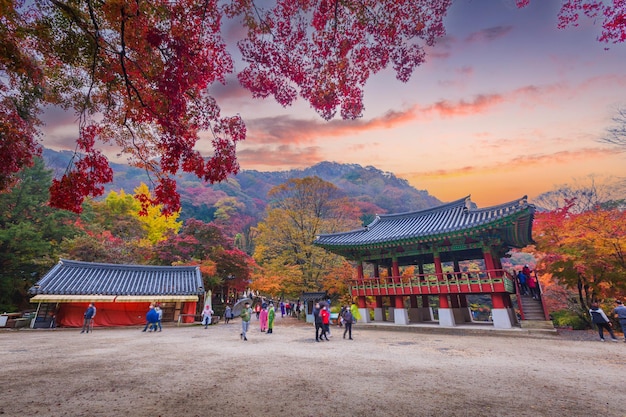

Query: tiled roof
left=314, top=196, right=535, bottom=249
left=29, top=259, right=204, bottom=296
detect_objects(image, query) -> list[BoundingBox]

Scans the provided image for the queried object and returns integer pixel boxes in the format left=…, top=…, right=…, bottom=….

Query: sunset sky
left=41, top=1, right=626, bottom=207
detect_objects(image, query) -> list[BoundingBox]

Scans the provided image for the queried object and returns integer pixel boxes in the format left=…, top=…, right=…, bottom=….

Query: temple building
left=28, top=259, right=204, bottom=328
left=314, top=196, right=542, bottom=329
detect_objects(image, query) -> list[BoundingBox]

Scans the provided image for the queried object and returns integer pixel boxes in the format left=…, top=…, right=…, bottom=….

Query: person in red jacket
left=320, top=305, right=330, bottom=341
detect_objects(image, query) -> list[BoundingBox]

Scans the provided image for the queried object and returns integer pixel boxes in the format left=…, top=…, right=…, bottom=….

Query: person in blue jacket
left=142, top=305, right=159, bottom=332
left=80, top=303, right=96, bottom=333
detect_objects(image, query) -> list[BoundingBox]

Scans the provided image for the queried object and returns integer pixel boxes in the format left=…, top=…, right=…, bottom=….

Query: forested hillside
left=42, top=149, right=441, bottom=225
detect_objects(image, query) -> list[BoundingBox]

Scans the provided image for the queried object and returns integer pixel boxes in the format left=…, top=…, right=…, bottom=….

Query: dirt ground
left=1, top=316, right=625, bottom=417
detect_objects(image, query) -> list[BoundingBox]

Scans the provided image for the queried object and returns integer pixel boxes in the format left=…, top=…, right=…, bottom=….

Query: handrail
left=535, top=272, right=550, bottom=320
left=513, top=271, right=525, bottom=321
left=353, top=269, right=515, bottom=295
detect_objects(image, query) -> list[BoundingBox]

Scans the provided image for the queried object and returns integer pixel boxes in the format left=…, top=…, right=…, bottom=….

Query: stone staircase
left=518, top=294, right=554, bottom=330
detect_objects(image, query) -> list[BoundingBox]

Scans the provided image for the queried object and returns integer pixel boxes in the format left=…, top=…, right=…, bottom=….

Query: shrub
left=550, top=309, right=587, bottom=330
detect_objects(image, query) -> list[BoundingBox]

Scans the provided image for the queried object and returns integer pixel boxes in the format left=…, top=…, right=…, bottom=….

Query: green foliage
left=0, top=158, right=78, bottom=311
left=550, top=309, right=588, bottom=330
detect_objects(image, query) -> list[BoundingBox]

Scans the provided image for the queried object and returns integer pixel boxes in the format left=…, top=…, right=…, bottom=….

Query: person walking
left=589, top=302, right=618, bottom=342
left=202, top=305, right=214, bottom=329
left=80, top=303, right=96, bottom=333
left=342, top=305, right=354, bottom=340
left=517, top=271, right=529, bottom=295
left=142, top=305, right=159, bottom=332
left=350, top=301, right=362, bottom=323
left=267, top=302, right=275, bottom=334
left=224, top=305, right=232, bottom=324
left=313, top=302, right=323, bottom=342
left=155, top=306, right=163, bottom=332
left=240, top=302, right=252, bottom=341
left=320, top=305, right=330, bottom=341
left=612, top=300, right=626, bottom=342
left=259, top=303, right=268, bottom=332
left=527, top=274, right=539, bottom=300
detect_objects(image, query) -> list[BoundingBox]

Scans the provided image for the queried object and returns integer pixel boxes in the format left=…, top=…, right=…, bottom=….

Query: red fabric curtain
left=181, top=302, right=196, bottom=323
left=56, top=302, right=153, bottom=328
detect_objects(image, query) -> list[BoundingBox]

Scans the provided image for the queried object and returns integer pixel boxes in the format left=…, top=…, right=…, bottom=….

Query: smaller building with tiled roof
left=28, top=259, right=204, bottom=328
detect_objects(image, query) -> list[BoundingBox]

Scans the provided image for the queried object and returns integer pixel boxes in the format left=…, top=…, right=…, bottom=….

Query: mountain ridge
left=42, top=148, right=442, bottom=223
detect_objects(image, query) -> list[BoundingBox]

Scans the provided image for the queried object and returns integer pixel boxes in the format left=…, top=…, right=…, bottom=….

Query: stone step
left=520, top=320, right=554, bottom=330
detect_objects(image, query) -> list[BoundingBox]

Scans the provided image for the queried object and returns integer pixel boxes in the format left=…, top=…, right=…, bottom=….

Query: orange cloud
left=402, top=147, right=620, bottom=179
left=237, top=145, right=324, bottom=169
left=246, top=94, right=507, bottom=145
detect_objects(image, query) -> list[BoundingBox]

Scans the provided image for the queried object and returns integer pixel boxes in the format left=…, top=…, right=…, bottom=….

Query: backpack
left=343, top=310, right=353, bottom=324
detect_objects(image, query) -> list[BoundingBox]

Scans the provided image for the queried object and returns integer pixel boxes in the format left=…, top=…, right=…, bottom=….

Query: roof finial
left=464, top=196, right=472, bottom=213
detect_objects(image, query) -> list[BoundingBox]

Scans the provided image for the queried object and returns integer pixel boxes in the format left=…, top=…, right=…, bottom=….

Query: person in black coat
left=313, top=302, right=323, bottom=342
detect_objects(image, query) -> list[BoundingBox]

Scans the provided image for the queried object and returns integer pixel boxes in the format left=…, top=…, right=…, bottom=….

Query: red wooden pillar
left=438, top=294, right=449, bottom=309
left=410, top=295, right=418, bottom=308
left=434, top=253, right=443, bottom=280
left=392, top=258, right=400, bottom=278
left=483, top=247, right=496, bottom=272
left=395, top=295, right=404, bottom=309
left=357, top=296, right=366, bottom=308
left=491, top=293, right=505, bottom=309
left=422, top=295, right=430, bottom=308
left=357, top=262, right=364, bottom=279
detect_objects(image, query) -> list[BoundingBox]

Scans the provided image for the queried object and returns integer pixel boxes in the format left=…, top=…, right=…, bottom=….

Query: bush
left=550, top=309, right=588, bottom=330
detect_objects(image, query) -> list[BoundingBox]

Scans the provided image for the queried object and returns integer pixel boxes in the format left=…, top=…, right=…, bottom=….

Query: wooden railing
left=350, top=269, right=516, bottom=297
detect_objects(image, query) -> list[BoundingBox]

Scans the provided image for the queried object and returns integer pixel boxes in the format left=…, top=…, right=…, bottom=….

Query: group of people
left=258, top=302, right=276, bottom=333
left=142, top=304, right=162, bottom=332
left=589, top=300, right=626, bottom=342
left=517, top=265, right=540, bottom=299
left=312, top=302, right=361, bottom=342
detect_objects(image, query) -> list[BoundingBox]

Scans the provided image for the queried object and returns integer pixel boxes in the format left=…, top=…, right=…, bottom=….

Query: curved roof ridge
left=59, top=259, right=197, bottom=270
left=377, top=195, right=470, bottom=220
left=468, top=195, right=529, bottom=213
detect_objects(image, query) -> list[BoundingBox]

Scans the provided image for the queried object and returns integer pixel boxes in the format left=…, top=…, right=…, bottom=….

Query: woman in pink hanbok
left=259, top=304, right=268, bottom=332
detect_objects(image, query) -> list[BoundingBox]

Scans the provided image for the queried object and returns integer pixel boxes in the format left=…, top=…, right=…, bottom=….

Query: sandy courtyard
left=1, top=316, right=625, bottom=417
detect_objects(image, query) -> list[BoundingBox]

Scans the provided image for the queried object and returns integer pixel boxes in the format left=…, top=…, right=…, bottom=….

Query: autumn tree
left=131, top=183, right=182, bottom=243
left=253, top=177, right=361, bottom=297
left=530, top=202, right=626, bottom=313
left=151, top=219, right=254, bottom=297
left=4, top=1, right=622, bottom=215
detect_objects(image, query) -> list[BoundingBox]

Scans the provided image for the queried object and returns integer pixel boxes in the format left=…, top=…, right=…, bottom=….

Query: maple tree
left=2, top=0, right=624, bottom=216
left=529, top=201, right=626, bottom=309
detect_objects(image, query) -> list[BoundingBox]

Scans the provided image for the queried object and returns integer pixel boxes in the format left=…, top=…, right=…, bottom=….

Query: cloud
left=402, top=147, right=619, bottom=179
left=465, top=26, right=514, bottom=43
left=246, top=94, right=506, bottom=145
left=39, top=105, right=79, bottom=131
left=237, top=145, right=324, bottom=169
